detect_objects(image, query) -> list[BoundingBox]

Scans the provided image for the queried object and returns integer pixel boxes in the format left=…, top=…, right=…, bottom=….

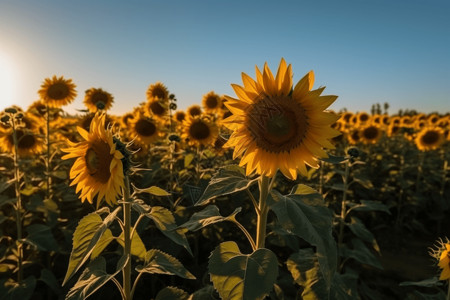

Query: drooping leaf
left=117, top=230, right=147, bottom=260
left=184, top=153, right=195, bottom=167
left=196, top=165, right=257, bottom=206
left=90, top=229, right=114, bottom=260
left=290, top=184, right=318, bottom=195
left=267, top=190, right=336, bottom=289
left=0, top=276, right=36, bottom=300
left=65, top=255, right=128, bottom=300
left=179, top=205, right=241, bottom=232
left=155, top=286, right=189, bottom=300
left=62, top=207, right=121, bottom=286
left=347, top=217, right=380, bottom=253
left=399, top=277, right=443, bottom=287
left=134, top=185, right=171, bottom=196
left=286, top=248, right=328, bottom=300
left=320, top=155, right=347, bottom=164
left=136, top=249, right=195, bottom=279
left=347, top=200, right=391, bottom=214
left=146, top=206, right=192, bottom=256
left=341, top=239, right=383, bottom=270
left=208, top=241, right=278, bottom=300
left=24, top=224, right=58, bottom=252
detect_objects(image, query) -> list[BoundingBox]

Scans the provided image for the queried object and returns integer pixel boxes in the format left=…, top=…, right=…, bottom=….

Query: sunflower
left=356, top=112, right=370, bottom=125
left=414, top=127, right=445, bottom=151
left=347, top=130, right=361, bottom=145
left=387, top=123, right=400, bottom=137
left=0, top=128, right=43, bottom=157
left=359, top=124, right=383, bottom=144
left=146, top=81, right=169, bottom=102
left=182, top=115, right=219, bottom=147
left=120, top=112, right=135, bottom=128
left=144, top=98, right=168, bottom=120
left=83, top=88, right=114, bottom=112
left=173, top=111, right=186, bottom=123
left=61, top=113, right=126, bottom=207
left=38, top=75, right=77, bottom=108
left=128, top=112, right=162, bottom=146
left=438, top=243, right=450, bottom=280
left=202, top=91, right=222, bottom=114
left=187, top=105, right=202, bottom=118
left=222, top=58, right=340, bottom=180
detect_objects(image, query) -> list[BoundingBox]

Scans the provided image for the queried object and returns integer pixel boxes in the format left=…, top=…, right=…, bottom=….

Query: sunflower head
left=187, top=105, right=202, bottom=118
left=359, top=124, right=383, bottom=144
left=222, top=58, right=340, bottom=180
left=62, top=113, right=130, bottom=207
left=415, top=127, right=445, bottom=151
left=202, top=91, right=222, bottom=113
left=430, top=238, right=450, bottom=281
left=84, top=88, right=114, bottom=112
left=182, top=115, right=219, bottom=147
left=0, top=128, right=43, bottom=157
left=174, top=111, right=186, bottom=123
left=146, top=82, right=169, bottom=102
left=128, top=112, right=162, bottom=146
left=38, top=75, right=77, bottom=108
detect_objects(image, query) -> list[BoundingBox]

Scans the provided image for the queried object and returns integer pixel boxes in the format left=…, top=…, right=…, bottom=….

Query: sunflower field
left=0, top=59, right=449, bottom=300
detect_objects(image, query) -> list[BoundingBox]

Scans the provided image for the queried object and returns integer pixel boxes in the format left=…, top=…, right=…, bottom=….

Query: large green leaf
left=208, top=241, right=278, bottom=300
left=179, top=205, right=241, bottom=232
left=39, top=268, right=62, bottom=296
left=62, top=207, right=121, bottom=286
left=146, top=206, right=192, bottom=256
left=90, top=229, right=114, bottom=260
left=65, top=255, right=128, bottom=300
left=0, top=276, right=36, bottom=300
left=135, top=249, right=195, bottom=279
left=134, top=185, right=171, bottom=196
left=347, top=217, right=380, bottom=253
left=117, top=230, right=147, bottom=260
left=286, top=248, right=328, bottom=300
left=330, top=270, right=360, bottom=300
left=196, top=165, right=257, bottom=206
left=267, top=190, right=336, bottom=289
left=23, top=224, right=58, bottom=252
left=155, top=286, right=189, bottom=300
left=340, top=239, right=383, bottom=270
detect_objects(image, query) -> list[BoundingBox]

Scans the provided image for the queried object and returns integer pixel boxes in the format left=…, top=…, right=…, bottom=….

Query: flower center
left=206, top=96, right=218, bottom=108
left=189, top=120, right=211, bottom=140
left=362, top=126, right=379, bottom=140
left=85, top=140, right=113, bottom=183
left=246, top=95, right=308, bottom=153
left=151, top=87, right=167, bottom=99
left=47, top=82, right=70, bottom=100
left=19, top=133, right=37, bottom=149
left=150, top=101, right=166, bottom=116
left=421, top=130, right=439, bottom=145
left=91, top=92, right=109, bottom=106
left=188, top=106, right=202, bottom=117
left=135, top=118, right=156, bottom=137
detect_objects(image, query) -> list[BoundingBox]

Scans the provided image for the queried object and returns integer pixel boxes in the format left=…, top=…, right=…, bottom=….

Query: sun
left=0, top=53, right=16, bottom=111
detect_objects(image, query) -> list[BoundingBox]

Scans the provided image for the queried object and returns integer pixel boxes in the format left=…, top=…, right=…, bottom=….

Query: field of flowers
left=0, top=59, right=449, bottom=300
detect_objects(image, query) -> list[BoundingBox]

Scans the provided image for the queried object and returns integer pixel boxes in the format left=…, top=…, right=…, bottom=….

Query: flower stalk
left=256, top=175, right=271, bottom=249
left=337, top=158, right=350, bottom=272
left=122, top=176, right=132, bottom=300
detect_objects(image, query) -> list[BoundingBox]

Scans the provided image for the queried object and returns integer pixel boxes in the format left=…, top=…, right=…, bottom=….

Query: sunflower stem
left=415, top=150, right=425, bottom=194
left=256, top=175, right=271, bottom=249
left=45, top=103, right=51, bottom=201
left=11, top=114, right=23, bottom=284
left=337, top=158, right=350, bottom=272
left=122, top=176, right=132, bottom=300
left=230, top=218, right=256, bottom=251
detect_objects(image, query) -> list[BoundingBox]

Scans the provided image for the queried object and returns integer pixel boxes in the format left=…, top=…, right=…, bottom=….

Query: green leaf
left=66, top=255, right=128, bottom=300
left=330, top=271, right=360, bottom=300
left=347, top=217, right=380, bottom=253
left=117, top=230, right=147, bottom=260
left=189, top=285, right=216, bottom=300
left=135, top=185, right=170, bottom=196
left=320, top=155, right=347, bottom=164
left=24, top=224, right=58, bottom=252
left=341, top=239, right=383, bottom=270
left=184, top=153, right=195, bottom=167
left=208, top=241, right=278, bottom=300
left=146, top=206, right=192, bottom=256
left=291, top=184, right=318, bottom=195
left=286, top=248, right=328, bottom=300
left=90, top=229, right=114, bottom=259
left=399, top=276, right=443, bottom=287
left=267, top=190, right=336, bottom=289
left=179, top=205, right=241, bottom=232
left=351, top=177, right=373, bottom=189
left=62, top=207, right=121, bottom=286
left=0, top=276, right=36, bottom=300
left=136, top=249, right=195, bottom=279
left=347, top=200, right=391, bottom=214
left=196, top=165, right=257, bottom=206
left=39, top=268, right=62, bottom=296
left=155, top=286, right=189, bottom=300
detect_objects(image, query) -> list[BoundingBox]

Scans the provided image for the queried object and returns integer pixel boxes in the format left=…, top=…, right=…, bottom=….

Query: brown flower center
left=205, top=96, right=219, bottom=109
left=189, top=120, right=211, bottom=140
left=362, top=126, right=379, bottom=140
left=246, top=95, right=308, bottom=153
left=150, top=101, right=166, bottom=116
left=151, top=87, right=167, bottom=100
left=135, top=118, right=156, bottom=137
left=85, top=140, right=113, bottom=183
left=91, top=91, right=109, bottom=106
left=188, top=106, right=202, bottom=117
left=421, top=130, right=440, bottom=145
left=47, top=82, right=70, bottom=100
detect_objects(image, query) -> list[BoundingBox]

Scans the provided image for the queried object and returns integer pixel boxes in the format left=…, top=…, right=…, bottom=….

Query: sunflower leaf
left=178, top=205, right=241, bottom=232
left=155, top=286, right=189, bottom=300
left=62, top=206, right=121, bottom=286
left=196, top=165, right=257, bottom=206
left=117, top=230, right=147, bottom=260
left=267, top=190, right=337, bottom=290
left=208, top=241, right=278, bottom=300
left=135, top=185, right=170, bottom=196
left=136, top=249, right=195, bottom=279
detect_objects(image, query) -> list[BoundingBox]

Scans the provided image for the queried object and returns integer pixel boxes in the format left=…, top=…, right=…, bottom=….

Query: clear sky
left=0, top=0, right=449, bottom=116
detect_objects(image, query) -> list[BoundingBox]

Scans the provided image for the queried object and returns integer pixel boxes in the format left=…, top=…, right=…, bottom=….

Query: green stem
left=256, top=175, right=271, bottom=249
left=11, top=117, right=23, bottom=284
left=46, top=104, right=51, bottom=201
left=122, top=176, right=132, bottom=300
left=337, top=159, right=350, bottom=272
left=415, top=151, right=425, bottom=194
left=230, top=218, right=256, bottom=251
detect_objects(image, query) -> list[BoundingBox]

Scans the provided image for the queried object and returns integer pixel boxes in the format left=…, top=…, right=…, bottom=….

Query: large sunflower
left=414, top=127, right=445, bottom=151
left=438, top=242, right=450, bottom=280
left=222, top=58, right=340, bottom=179
left=182, top=115, right=219, bottom=147
left=61, top=113, right=125, bottom=207
left=146, top=81, right=169, bottom=102
left=38, top=75, right=77, bottom=108
left=128, top=112, right=162, bottom=146
left=144, top=98, right=168, bottom=119
left=83, top=88, right=114, bottom=112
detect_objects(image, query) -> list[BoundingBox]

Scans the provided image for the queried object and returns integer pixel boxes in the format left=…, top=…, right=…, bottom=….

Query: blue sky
left=0, top=0, right=449, bottom=115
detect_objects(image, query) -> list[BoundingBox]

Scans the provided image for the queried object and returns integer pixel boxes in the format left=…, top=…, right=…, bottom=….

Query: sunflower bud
left=170, top=103, right=177, bottom=110
left=168, top=134, right=181, bottom=142
left=1, top=114, right=10, bottom=124
left=346, top=146, right=360, bottom=158
left=5, top=107, right=17, bottom=114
